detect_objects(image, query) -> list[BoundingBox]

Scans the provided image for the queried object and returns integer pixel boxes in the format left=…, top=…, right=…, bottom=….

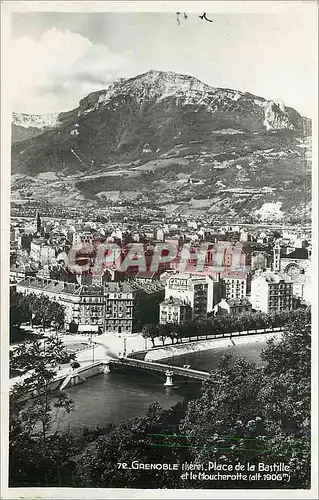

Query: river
left=56, top=339, right=269, bottom=436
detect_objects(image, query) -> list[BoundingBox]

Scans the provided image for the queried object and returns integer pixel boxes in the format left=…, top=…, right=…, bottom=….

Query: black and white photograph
left=1, top=2, right=318, bottom=498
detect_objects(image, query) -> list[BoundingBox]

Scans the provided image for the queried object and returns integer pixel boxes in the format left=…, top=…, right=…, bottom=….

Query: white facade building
left=221, top=272, right=248, bottom=300
left=250, top=272, right=293, bottom=313
left=16, top=278, right=134, bottom=334
left=30, top=239, right=56, bottom=265
left=163, top=274, right=208, bottom=322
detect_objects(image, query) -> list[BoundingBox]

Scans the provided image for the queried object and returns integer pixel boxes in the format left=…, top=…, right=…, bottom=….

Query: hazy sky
left=11, top=10, right=317, bottom=117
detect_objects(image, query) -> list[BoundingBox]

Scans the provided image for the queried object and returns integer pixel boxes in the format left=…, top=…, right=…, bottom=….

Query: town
left=10, top=207, right=312, bottom=342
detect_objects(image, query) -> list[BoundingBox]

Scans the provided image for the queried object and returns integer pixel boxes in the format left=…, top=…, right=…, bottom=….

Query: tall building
left=16, top=277, right=134, bottom=334
left=250, top=272, right=293, bottom=313
left=36, top=211, right=42, bottom=233
left=161, top=274, right=208, bottom=322
left=221, top=272, right=248, bottom=300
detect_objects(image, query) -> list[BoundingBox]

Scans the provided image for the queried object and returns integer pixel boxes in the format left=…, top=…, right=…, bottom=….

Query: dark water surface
left=58, top=340, right=268, bottom=435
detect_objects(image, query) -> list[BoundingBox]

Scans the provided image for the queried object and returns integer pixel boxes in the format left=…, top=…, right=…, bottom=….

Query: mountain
left=12, top=112, right=60, bottom=143
left=11, top=70, right=311, bottom=223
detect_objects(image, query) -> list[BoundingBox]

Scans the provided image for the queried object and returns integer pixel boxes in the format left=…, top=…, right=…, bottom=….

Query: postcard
left=1, top=1, right=318, bottom=499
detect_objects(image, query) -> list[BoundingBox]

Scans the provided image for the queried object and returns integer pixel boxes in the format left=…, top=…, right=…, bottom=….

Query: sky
left=10, top=9, right=317, bottom=117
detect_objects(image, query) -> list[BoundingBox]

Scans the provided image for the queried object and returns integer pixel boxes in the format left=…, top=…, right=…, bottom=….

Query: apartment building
left=103, top=282, right=134, bottom=334
left=160, top=274, right=208, bottom=323
left=16, top=277, right=134, bottom=334
left=221, top=272, right=248, bottom=300
left=159, top=297, right=192, bottom=325
left=250, top=272, right=293, bottom=313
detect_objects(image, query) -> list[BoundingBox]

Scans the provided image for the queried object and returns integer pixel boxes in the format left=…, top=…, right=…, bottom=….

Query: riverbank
left=50, top=335, right=279, bottom=435
left=9, top=342, right=113, bottom=394
left=144, top=331, right=282, bottom=362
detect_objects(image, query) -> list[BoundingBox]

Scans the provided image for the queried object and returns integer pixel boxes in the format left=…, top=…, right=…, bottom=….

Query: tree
left=157, top=323, right=170, bottom=346
left=259, top=308, right=311, bottom=433
left=10, top=290, right=32, bottom=327
left=142, top=324, right=159, bottom=347
left=160, top=322, right=179, bottom=344
left=10, top=291, right=65, bottom=333
left=10, top=337, right=77, bottom=486
left=178, top=308, right=311, bottom=489
left=48, top=301, right=65, bottom=334
left=74, top=402, right=182, bottom=489
left=71, top=308, right=312, bottom=489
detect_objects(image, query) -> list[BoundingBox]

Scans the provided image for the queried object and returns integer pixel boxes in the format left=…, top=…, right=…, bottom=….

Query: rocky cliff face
left=10, top=70, right=311, bottom=223
left=76, top=70, right=303, bottom=130
left=11, top=70, right=309, bottom=173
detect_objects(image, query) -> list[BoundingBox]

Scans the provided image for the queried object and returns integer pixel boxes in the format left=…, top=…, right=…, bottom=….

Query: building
left=10, top=262, right=39, bottom=283
left=281, top=270, right=312, bottom=306
left=250, top=272, right=293, bottom=313
left=251, top=252, right=268, bottom=271
left=30, top=238, right=46, bottom=261
left=73, top=232, right=96, bottom=246
left=16, top=277, right=134, bottom=334
left=10, top=227, right=20, bottom=243
left=280, top=247, right=311, bottom=275
left=159, top=297, right=192, bottom=324
left=30, top=238, right=56, bottom=265
left=240, top=230, right=248, bottom=242
left=273, top=240, right=281, bottom=272
left=154, top=228, right=165, bottom=242
left=221, top=272, right=248, bottom=300
left=170, top=241, right=247, bottom=277
left=129, top=279, right=165, bottom=329
left=36, top=210, right=42, bottom=233
left=163, top=274, right=208, bottom=322
left=213, top=297, right=252, bottom=316
left=103, top=282, right=134, bottom=334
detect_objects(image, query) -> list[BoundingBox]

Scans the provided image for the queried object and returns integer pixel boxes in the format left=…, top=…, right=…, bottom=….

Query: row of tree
left=9, top=307, right=311, bottom=488
left=10, top=290, right=65, bottom=333
left=142, top=308, right=309, bottom=346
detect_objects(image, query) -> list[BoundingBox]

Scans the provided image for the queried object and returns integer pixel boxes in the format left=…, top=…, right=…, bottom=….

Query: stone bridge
left=107, top=357, right=210, bottom=385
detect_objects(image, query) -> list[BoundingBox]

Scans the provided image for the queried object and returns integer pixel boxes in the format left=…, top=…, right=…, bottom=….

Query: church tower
left=273, top=240, right=281, bottom=272
left=36, top=210, right=42, bottom=233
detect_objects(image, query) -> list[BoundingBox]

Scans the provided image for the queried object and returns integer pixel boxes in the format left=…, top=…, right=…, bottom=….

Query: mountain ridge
left=10, top=70, right=311, bottom=223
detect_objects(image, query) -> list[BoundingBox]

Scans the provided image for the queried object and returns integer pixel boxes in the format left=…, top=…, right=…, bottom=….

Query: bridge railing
left=111, top=357, right=210, bottom=380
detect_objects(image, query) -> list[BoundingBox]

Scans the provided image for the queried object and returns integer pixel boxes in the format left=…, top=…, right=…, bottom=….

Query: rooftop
left=283, top=248, right=309, bottom=260
left=228, top=297, right=252, bottom=307
left=223, top=271, right=248, bottom=280
left=253, top=272, right=292, bottom=284
left=17, top=277, right=134, bottom=297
